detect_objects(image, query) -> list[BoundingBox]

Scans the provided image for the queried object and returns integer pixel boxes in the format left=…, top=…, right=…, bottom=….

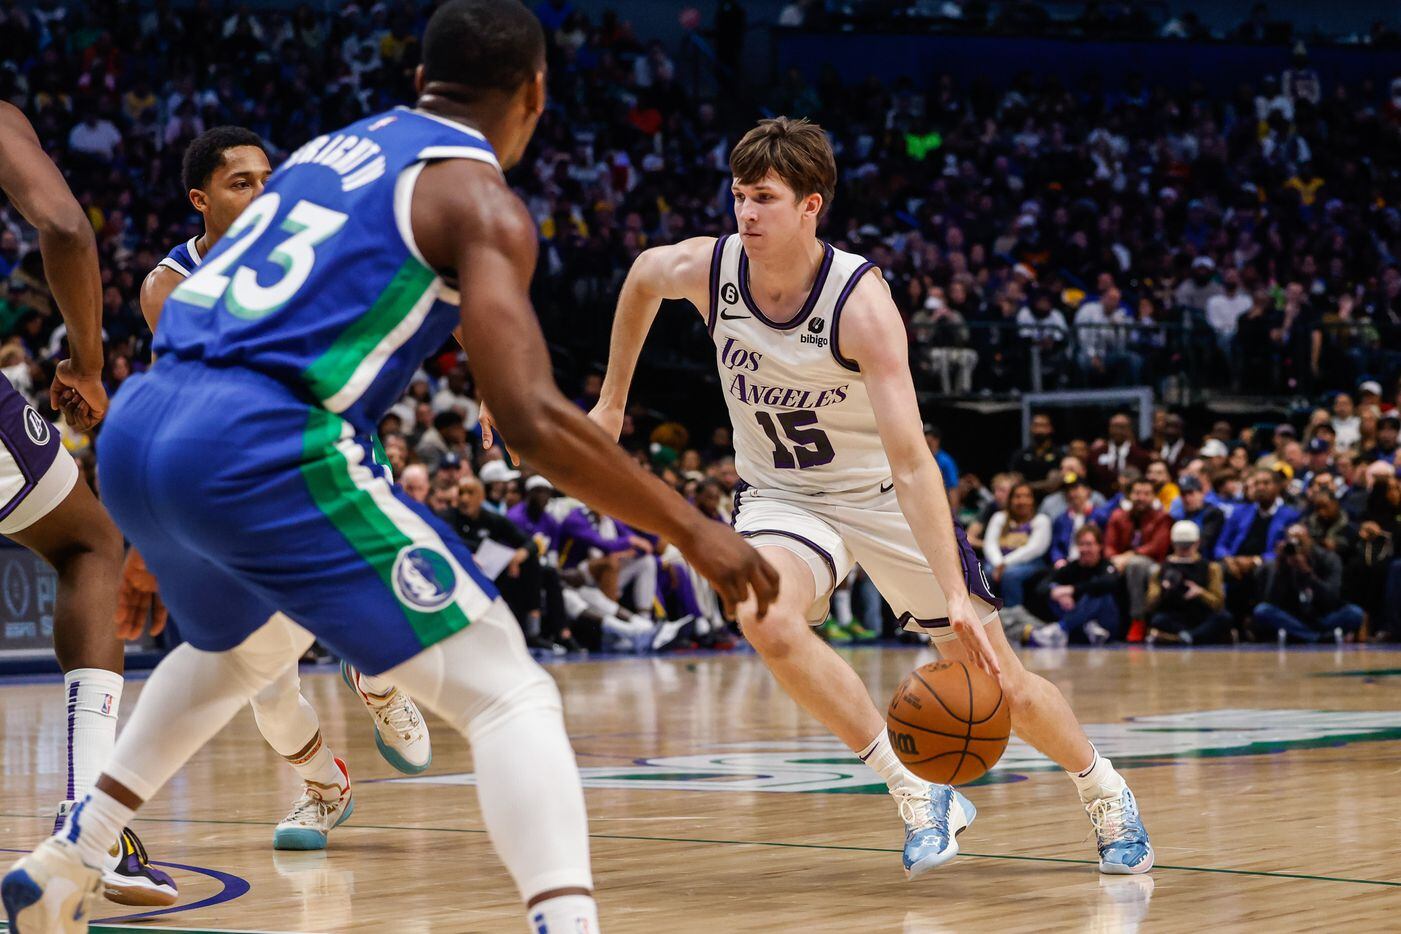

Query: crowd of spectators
left=967, top=402, right=1401, bottom=646
left=2, top=0, right=1401, bottom=654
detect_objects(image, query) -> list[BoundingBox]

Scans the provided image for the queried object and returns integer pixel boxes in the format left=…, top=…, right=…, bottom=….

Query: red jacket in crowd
left=1104, top=505, right=1172, bottom=562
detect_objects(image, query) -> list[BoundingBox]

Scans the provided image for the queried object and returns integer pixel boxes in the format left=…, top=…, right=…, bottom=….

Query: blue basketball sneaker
left=1087, top=786, right=1154, bottom=874
left=3, top=838, right=102, bottom=933
left=896, top=784, right=977, bottom=879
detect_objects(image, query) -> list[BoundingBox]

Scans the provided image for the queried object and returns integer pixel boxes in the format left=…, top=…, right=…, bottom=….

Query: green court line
left=9, top=812, right=1387, bottom=892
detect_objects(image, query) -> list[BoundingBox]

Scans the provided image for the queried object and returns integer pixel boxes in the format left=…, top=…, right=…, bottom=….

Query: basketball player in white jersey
left=591, top=117, right=1152, bottom=877
left=137, top=126, right=432, bottom=850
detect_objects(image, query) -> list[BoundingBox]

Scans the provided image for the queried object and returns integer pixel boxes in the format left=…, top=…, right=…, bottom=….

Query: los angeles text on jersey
left=720, top=337, right=848, bottom=410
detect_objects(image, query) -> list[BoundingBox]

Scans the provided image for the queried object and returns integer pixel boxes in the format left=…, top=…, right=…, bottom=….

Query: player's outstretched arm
left=412, top=160, right=777, bottom=617
left=590, top=237, right=715, bottom=440
left=0, top=103, right=107, bottom=428
left=839, top=271, right=1001, bottom=676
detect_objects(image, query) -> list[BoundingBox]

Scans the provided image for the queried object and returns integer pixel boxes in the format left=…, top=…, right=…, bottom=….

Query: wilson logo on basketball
left=889, top=730, right=917, bottom=756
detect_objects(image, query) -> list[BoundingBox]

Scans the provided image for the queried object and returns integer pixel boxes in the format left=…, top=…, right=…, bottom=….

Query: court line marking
left=0, top=848, right=251, bottom=925
left=8, top=813, right=1390, bottom=891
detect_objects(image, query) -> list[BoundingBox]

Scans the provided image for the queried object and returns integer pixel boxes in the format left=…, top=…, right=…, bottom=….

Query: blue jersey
left=156, top=236, right=203, bottom=279
left=155, top=107, right=499, bottom=434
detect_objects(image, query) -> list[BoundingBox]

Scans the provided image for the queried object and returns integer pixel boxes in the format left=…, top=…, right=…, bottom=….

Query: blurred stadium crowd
left=0, top=0, right=1399, bottom=653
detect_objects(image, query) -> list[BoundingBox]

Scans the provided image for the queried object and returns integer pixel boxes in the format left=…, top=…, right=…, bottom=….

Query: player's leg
left=249, top=659, right=356, bottom=850
left=225, top=418, right=598, bottom=931
left=4, top=606, right=301, bottom=932
left=735, top=546, right=973, bottom=878
left=931, top=618, right=1152, bottom=872
left=841, top=493, right=1149, bottom=874
left=733, top=494, right=974, bottom=878
left=736, top=546, right=879, bottom=744
left=383, top=599, right=596, bottom=931
left=0, top=440, right=180, bottom=910
left=6, top=473, right=124, bottom=809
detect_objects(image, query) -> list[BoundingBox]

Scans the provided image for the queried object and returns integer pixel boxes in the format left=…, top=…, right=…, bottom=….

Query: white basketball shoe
left=341, top=662, right=432, bottom=774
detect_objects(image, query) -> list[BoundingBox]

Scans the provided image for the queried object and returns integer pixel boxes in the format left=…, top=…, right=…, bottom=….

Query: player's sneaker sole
left=905, top=791, right=976, bottom=880
left=1099, top=842, right=1155, bottom=875
left=272, top=798, right=355, bottom=851
left=103, top=828, right=178, bottom=907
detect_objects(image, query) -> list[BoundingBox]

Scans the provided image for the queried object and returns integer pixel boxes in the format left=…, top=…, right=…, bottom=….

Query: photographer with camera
left=1252, top=523, right=1364, bottom=644
left=1145, top=521, right=1230, bottom=645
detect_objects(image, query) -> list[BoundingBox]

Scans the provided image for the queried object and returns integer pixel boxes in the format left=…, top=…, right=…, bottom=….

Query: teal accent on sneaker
left=342, top=661, right=432, bottom=775
left=373, top=725, right=432, bottom=775
left=272, top=797, right=355, bottom=851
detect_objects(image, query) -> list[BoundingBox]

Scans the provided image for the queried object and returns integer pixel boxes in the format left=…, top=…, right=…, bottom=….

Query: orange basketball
left=886, top=660, right=1010, bottom=785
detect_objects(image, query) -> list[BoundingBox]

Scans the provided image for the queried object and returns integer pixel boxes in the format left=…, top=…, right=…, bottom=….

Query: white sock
left=832, top=589, right=854, bottom=626
left=857, top=730, right=922, bottom=793
left=251, top=665, right=344, bottom=789
left=64, top=668, right=122, bottom=802
left=527, top=894, right=598, bottom=934
left=55, top=786, right=132, bottom=869
left=1066, top=745, right=1126, bottom=803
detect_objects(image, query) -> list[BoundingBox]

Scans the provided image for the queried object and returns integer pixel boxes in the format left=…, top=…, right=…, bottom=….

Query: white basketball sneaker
left=3, top=838, right=102, bottom=933
left=273, top=757, right=354, bottom=851
left=341, top=662, right=432, bottom=774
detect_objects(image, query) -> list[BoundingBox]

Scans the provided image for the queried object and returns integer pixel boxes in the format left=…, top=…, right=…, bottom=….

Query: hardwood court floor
left=3, top=644, right=1400, bottom=932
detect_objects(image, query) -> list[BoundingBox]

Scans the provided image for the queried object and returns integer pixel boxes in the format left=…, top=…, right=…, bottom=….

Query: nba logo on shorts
left=392, top=546, right=458, bottom=612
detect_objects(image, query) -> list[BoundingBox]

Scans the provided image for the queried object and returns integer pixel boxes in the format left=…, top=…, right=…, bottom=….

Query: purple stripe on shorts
left=740, top=528, right=838, bottom=592
left=0, top=373, right=58, bottom=522
left=900, top=524, right=1003, bottom=628
left=729, top=479, right=749, bottom=526
left=66, top=679, right=78, bottom=801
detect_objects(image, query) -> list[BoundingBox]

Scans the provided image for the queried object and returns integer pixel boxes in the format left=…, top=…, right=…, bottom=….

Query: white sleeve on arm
left=983, top=511, right=1007, bottom=566
left=1002, top=514, right=1052, bottom=566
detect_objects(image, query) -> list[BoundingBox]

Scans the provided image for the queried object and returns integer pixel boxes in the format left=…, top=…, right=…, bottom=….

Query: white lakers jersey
left=707, top=235, right=890, bottom=498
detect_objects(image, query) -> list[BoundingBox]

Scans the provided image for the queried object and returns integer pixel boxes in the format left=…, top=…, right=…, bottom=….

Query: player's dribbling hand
left=50, top=359, right=108, bottom=432
left=478, top=400, right=517, bottom=466
left=587, top=402, right=624, bottom=443
left=948, top=594, right=1000, bottom=678
left=680, top=522, right=780, bottom=620
left=115, top=548, right=168, bottom=640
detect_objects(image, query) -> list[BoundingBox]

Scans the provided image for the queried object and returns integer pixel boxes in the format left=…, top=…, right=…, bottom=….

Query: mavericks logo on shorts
left=391, top=545, right=458, bottom=612
left=23, top=406, right=49, bottom=446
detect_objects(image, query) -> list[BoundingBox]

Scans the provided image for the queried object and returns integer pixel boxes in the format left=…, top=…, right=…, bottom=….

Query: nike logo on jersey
left=720, top=309, right=750, bottom=320
left=880, top=481, right=895, bottom=493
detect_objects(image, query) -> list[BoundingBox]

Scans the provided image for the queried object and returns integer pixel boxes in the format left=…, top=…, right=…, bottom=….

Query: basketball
left=886, top=660, right=1011, bottom=785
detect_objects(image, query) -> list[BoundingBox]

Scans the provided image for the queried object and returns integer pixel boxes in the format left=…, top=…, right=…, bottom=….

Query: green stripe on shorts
left=300, top=407, right=471, bottom=648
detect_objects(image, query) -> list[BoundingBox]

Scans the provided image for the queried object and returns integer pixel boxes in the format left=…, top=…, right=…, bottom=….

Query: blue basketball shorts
left=97, top=359, right=497, bottom=674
